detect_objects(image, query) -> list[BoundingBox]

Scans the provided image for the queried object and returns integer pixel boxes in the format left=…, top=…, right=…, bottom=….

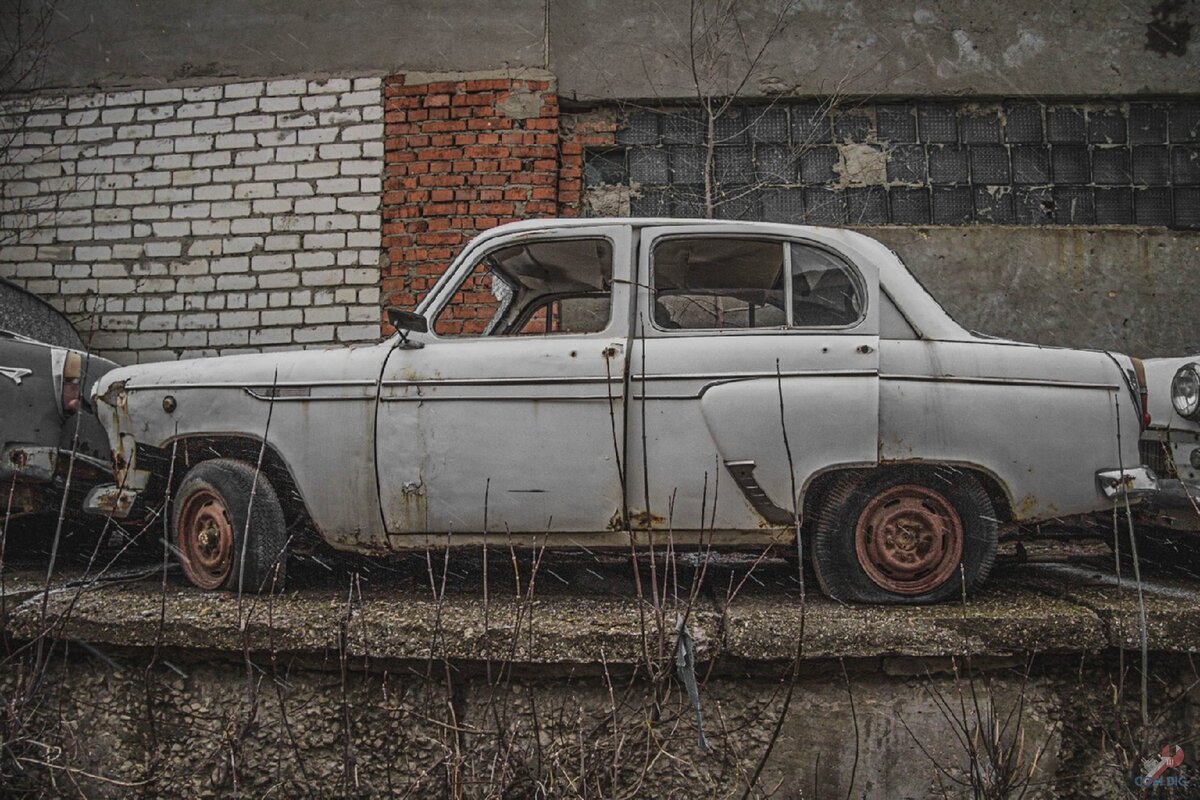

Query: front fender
left=93, top=344, right=392, bottom=551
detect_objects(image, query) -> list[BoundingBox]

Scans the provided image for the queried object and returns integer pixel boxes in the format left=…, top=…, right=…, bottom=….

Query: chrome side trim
left=381, top=394, right=619, bottom=403
left=382, top=375, right=614, bottom=387
left=633, top=369, right=877, bottom=382
left=131, top=379, right=378, bottom=391
left=244, top=387, right=375, bottom=401
left=882, top=374, right=1120, bottom=392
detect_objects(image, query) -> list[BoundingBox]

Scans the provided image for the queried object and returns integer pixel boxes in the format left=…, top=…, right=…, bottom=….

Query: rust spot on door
left=627, top=509, right=666, bottom=529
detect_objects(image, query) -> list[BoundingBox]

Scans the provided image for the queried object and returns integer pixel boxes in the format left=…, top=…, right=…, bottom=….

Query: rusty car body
left=1, top=278, right=118, bottom=540
left=88, top=219, right=1159, bottom=602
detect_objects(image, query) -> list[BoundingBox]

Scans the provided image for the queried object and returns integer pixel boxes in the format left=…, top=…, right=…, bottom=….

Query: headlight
left=1171, top=363, right=1200, bottom=420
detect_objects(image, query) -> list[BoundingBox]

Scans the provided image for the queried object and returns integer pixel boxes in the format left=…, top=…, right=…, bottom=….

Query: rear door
left=626, top=225, right=880, bottom=534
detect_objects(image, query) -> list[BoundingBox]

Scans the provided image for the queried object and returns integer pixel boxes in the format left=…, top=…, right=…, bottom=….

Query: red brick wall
left=381, top=75, right=561, bottom=327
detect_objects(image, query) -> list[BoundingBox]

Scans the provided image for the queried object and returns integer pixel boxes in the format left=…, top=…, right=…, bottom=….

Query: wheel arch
left=162, top=434, right=313, bottom=536
left=801, top=460, right=1015, bottom=527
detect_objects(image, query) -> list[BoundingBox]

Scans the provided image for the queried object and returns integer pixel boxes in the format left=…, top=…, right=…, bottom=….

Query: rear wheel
left=812, top=468, right=997, bottom=604
left=173, top=459, right=288, bottom=592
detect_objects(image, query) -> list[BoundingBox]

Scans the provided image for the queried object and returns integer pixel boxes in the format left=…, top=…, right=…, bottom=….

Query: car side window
left=433, top=238, right=613, bottom=337
left=789, top=243, right=863, bottom=327
left=650, top=237, right=865, bottom=331
left=652, top=238, right=786, bottom=330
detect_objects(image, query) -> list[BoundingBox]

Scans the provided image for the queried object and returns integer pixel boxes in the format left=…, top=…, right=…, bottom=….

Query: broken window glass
left=789, top=242, right=864, bottom=327
left=652, top=238, right=786, bottom=330
left=433, top=238, right=613, bottom=337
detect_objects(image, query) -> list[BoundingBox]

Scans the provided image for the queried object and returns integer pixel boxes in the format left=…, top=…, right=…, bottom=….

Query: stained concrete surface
left=550, top=0, right=1200, bottom=101
left=3, top=544, right=1198, bottom=664
left=25, top=0, right=547, bottom=89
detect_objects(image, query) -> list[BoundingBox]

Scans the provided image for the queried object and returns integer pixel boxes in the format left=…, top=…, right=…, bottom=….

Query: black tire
left=811, top=467, right=998, bottom=605
left=172, top=458, right=288, bottom=593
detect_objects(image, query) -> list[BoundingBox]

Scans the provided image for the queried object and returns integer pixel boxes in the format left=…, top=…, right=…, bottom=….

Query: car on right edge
left=1135, top=358, right=1200, bottom=562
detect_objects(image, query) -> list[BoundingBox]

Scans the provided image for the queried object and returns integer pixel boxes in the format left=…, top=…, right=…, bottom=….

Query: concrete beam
left=19, top=1, right=1198, bottom=98
left=28, top=0, right=547, bottom=90
left=551, top=0, right=1200, bottom=101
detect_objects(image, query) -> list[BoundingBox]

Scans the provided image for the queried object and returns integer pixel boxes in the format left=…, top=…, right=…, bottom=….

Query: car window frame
left=643, top=233, right=870, bottom=338
left=424, top=232, right=623, bottom=342
left=506, top=289, right=615, bottom=336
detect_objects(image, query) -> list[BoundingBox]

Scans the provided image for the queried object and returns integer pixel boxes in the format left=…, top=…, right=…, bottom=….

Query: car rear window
left=0, top=280, right=84, bottom=349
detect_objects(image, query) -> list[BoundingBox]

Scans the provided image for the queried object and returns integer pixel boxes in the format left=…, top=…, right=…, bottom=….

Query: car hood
left=93, top=342, right=390, bottom=400
left=1144, top=355, right=1200, bottom=432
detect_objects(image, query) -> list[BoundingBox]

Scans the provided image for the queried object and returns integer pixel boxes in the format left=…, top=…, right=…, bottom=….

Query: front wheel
left=172, top=459, right=288, bottom=592
left=811, top=468, right=997, bottom=604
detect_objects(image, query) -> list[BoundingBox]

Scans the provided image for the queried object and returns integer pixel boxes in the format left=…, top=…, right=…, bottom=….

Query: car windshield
left=0, top=280, right=84, bottom=349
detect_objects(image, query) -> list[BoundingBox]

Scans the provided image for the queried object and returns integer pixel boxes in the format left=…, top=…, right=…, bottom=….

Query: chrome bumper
left=83, top=483, right=139, bottom=519
left=1096, top=466, right=1159, bottom=500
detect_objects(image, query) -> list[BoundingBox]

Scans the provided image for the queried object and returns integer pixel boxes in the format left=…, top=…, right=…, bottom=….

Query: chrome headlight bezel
left=1170, top=362, right=1200, bottom=420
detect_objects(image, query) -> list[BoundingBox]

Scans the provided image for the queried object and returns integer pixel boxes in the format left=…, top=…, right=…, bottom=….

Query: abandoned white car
left=88, top=218, right=1159, bottom=604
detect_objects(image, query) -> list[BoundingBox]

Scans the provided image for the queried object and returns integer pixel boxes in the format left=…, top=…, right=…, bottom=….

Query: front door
left=376, top=225, right=633, bottom=539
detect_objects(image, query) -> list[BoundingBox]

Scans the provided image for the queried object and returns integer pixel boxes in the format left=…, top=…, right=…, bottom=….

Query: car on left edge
left=0, top=278, right=120, bottom=553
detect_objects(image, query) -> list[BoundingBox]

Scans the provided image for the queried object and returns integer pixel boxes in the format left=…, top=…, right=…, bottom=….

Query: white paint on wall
left=0, top=77, right=385, bottom=364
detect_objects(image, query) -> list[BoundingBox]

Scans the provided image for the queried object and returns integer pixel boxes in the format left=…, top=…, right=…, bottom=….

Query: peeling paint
left=834, top=143, right=888, bottom=187
left=586, top=183, right=634, bottom=217
left=496, top=88, right=544, bottom=119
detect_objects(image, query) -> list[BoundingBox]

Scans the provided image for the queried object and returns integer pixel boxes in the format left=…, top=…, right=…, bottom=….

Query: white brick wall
left=0, top=76, right=385, bottom=364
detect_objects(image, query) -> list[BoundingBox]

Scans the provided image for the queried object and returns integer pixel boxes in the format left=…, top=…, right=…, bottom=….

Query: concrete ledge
left=720, top=582, right=1111, bottom=661
left=3, top=558, right=1197, bottom=665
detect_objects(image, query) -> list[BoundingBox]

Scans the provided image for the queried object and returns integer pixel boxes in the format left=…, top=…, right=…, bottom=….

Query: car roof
left=0, top=276, right=86, bottom=349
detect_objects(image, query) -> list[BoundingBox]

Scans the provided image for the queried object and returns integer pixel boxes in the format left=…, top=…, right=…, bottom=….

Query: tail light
left=50, top=348, right=83, bottom=415
left=1131, top=357, right=1150, bottom=429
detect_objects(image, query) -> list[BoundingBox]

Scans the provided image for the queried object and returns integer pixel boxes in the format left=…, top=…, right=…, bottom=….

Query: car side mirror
left=387, top=307, right=428, bottom=349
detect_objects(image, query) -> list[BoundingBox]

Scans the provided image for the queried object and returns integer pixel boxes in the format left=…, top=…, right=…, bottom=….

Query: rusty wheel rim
left=854, top=484, right=964, bottom=596
left=177, top=488, right=234, bottom=590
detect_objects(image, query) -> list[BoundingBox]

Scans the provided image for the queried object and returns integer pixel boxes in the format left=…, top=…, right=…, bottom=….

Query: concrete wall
left=551, top=0, right=1200, bottom=101
left=22, top=1, right=1199, bottom=100
left=869, top=226, right=1200, bottom=357
left=0, top=649, right=1084, bottom=798
left=27, top=0, right=547, bottom=90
